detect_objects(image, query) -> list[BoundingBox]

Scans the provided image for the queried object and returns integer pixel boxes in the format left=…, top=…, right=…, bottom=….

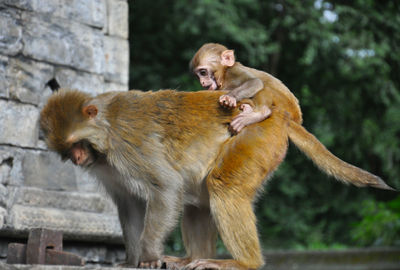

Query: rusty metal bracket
left=7, top=228, right=84, bottom=266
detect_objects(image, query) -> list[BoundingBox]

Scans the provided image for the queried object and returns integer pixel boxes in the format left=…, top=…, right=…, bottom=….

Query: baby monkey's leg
left=230, top=103, right=271, bottom=133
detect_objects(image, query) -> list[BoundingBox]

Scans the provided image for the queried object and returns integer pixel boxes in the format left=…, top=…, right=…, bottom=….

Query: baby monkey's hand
left=219, top=94, right=237, bottom=108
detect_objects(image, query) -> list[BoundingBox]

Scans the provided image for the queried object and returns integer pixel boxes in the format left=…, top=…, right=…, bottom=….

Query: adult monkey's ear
left=82, top=105, right=98, bottom=119
left=220, top=50, right=235, bottom=67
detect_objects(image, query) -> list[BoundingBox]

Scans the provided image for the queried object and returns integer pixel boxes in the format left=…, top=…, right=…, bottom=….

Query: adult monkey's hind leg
left=189, top=115, right=289, bottom=270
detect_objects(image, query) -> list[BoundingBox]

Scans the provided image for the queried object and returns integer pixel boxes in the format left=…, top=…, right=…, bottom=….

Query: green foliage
left=129, top=0, right=400, bottom=251
left=352, top=196, right=400, bottom=246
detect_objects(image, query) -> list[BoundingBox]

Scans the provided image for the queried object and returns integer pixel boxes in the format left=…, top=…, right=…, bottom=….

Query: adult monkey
left=40, top=89, right=392, bottom=270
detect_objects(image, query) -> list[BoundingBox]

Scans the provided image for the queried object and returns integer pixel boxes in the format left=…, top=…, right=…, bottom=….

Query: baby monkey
left=190, top=43, right=273, bottom=133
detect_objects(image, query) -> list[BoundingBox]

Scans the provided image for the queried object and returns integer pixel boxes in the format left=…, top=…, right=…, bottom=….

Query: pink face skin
left=69, top=141, right=95, bottom=166
left=194, top=66, right=218, bottom=90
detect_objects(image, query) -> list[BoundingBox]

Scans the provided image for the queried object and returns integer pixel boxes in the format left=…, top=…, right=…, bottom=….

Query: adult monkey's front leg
left=163, top=205, right=218, bottom=269
left=139, top=168, right=184, bottom=268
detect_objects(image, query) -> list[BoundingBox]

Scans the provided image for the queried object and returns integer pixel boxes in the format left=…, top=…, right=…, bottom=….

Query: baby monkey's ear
left=82, top=105, right=98, bottom=119
left=220, top=50, right=235, bottom=67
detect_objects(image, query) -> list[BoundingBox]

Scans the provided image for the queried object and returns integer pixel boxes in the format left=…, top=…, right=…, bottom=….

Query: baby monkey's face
left=194, top=66, right=218, bottom=90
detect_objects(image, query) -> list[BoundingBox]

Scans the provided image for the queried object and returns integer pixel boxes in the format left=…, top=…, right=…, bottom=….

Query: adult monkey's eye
left=199, top=69, right=207, bottom=76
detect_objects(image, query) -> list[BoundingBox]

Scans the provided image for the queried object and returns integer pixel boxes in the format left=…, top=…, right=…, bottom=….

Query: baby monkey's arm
left=219, top=78, right=264, bottom=108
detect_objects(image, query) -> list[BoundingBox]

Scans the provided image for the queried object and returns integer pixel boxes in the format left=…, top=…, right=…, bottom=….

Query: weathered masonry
left=0, top=0, right=129, bottom=265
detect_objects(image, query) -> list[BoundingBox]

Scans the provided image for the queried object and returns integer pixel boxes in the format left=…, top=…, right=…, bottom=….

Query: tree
left=129, top=0, right=400, bottom=251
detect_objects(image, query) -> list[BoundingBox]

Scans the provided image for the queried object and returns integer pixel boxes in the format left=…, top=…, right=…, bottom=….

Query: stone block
left=0, top=155, right=12, bottom=185
left=103, top=36, right=129, bottom=84
left=13, top=187, right=112, bottom=213
left=38, top=86, right=54, bottom=108
left=0, top=206, right=6, bottom=229
left=7, top=205, right=122, bottom=240
left=63, top=243, right=125, bottom=265
left=21, top=12, right=104, bottom=74
left=107, top=0, right=129, bottom=39
left=0, top=100, right=39, bottom=148
left=21, top=151, right=77, bottom=191
left=0, top=238, right=8, bottom=258
left=104, top=80, right=129, bottom=92
left=0, top=147, right=27, bottom=188
left=62, top=0, right=107, bottom=28
left=0, top=184, right=7, bottom=209
left=0, top=263, right=140, bottom=270
left=0, top=147, right=85, bottom=194
left=0, top=147, right=20, bottom=187
left=0, top=9, right=23, bottom=56
left=2, top=0, right=34, bottom=10
left=74, top=167, right=100, bottom=193
left=0, top=55, right=10, bottom=98
left=6, top=0, right=107, bottom=28
left=7, top=56, right=54, bottom=105
left=55, top=68, right=105, bottom=95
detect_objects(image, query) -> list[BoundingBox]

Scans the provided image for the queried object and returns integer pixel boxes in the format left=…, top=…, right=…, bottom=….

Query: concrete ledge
left=6, top=205, right=122, bottom=241
left=263, top=248, right=400, bottom=270
left=1, top=264, right=140, bottom=270
left=1, top=248, right=399, bottom=270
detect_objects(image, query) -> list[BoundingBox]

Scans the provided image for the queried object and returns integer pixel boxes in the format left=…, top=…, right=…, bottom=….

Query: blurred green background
left=129, top=0, right=400, bottom=253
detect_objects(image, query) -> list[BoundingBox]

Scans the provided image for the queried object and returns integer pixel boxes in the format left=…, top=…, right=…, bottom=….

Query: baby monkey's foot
left=239, top=103, right=253, bottom=113
left=230, top=104, right=271, bottom=133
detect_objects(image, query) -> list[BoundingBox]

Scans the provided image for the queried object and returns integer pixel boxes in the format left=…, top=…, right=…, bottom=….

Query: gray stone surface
left=7, top=205, right=122, bottom=240
left=0, top=147, right=19, bottom=188
left=63, top=244, right=125, bottom=265
left=0, top=156, right=12, bottom=185
left=21, top=151, right=77, bottom=191
left=0, top=55, right=10, bottom=98
left=0, top=54, right=54, bottom=104
left=0, top=100, right=39, bottom=148
left=0, top=0, right=130, bottom=263
left=0, top=147, right=15, bottom=187
left=0, top=9, right=23, bottom=56
left=104, top=80, right=129, bottom=92
left=7, top=56, right=54, bottom=105
left=0, top=238, right=7, bottom=258
left=5, top=0, right=107, bottom=28
left=12, top=187, right=114, bottom=213
left=0, top=147, right=29, bottom=188
left=0, top=206, right=5, bottom=229
left=0, top=147, right=79, bottom=192
left=103, top=36, right=129, bottom=84
left=2, top=248, right=400, bottom=270
left=0, top=184, right=7, bottom=206
left=55, top=68, right=105, bottom=95
left=21, top=12, right=104, bottom=74
left=107, top=0, right=129, bottom=38
left=0, top=264, right=140, bottom=270
left=73, top=167, right=100, bottom=193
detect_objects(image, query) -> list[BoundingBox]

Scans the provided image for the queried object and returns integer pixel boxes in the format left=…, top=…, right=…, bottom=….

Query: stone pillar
left=0, top=0, right=129, bottom=261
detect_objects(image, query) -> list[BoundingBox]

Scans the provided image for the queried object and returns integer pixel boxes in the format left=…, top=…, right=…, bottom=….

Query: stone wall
left=0, top=0, right=129, bottom=263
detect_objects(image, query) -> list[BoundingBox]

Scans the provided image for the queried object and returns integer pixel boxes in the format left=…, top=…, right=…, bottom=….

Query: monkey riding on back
left=40, top=45, right=394, bottom=270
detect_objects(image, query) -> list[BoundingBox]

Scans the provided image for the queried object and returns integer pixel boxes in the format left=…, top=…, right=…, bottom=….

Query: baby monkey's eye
left=199, top=69, right=208, bottom=76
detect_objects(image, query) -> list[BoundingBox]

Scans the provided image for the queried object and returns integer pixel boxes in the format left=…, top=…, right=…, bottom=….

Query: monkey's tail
left=287, top=121, right=395, bottom=190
